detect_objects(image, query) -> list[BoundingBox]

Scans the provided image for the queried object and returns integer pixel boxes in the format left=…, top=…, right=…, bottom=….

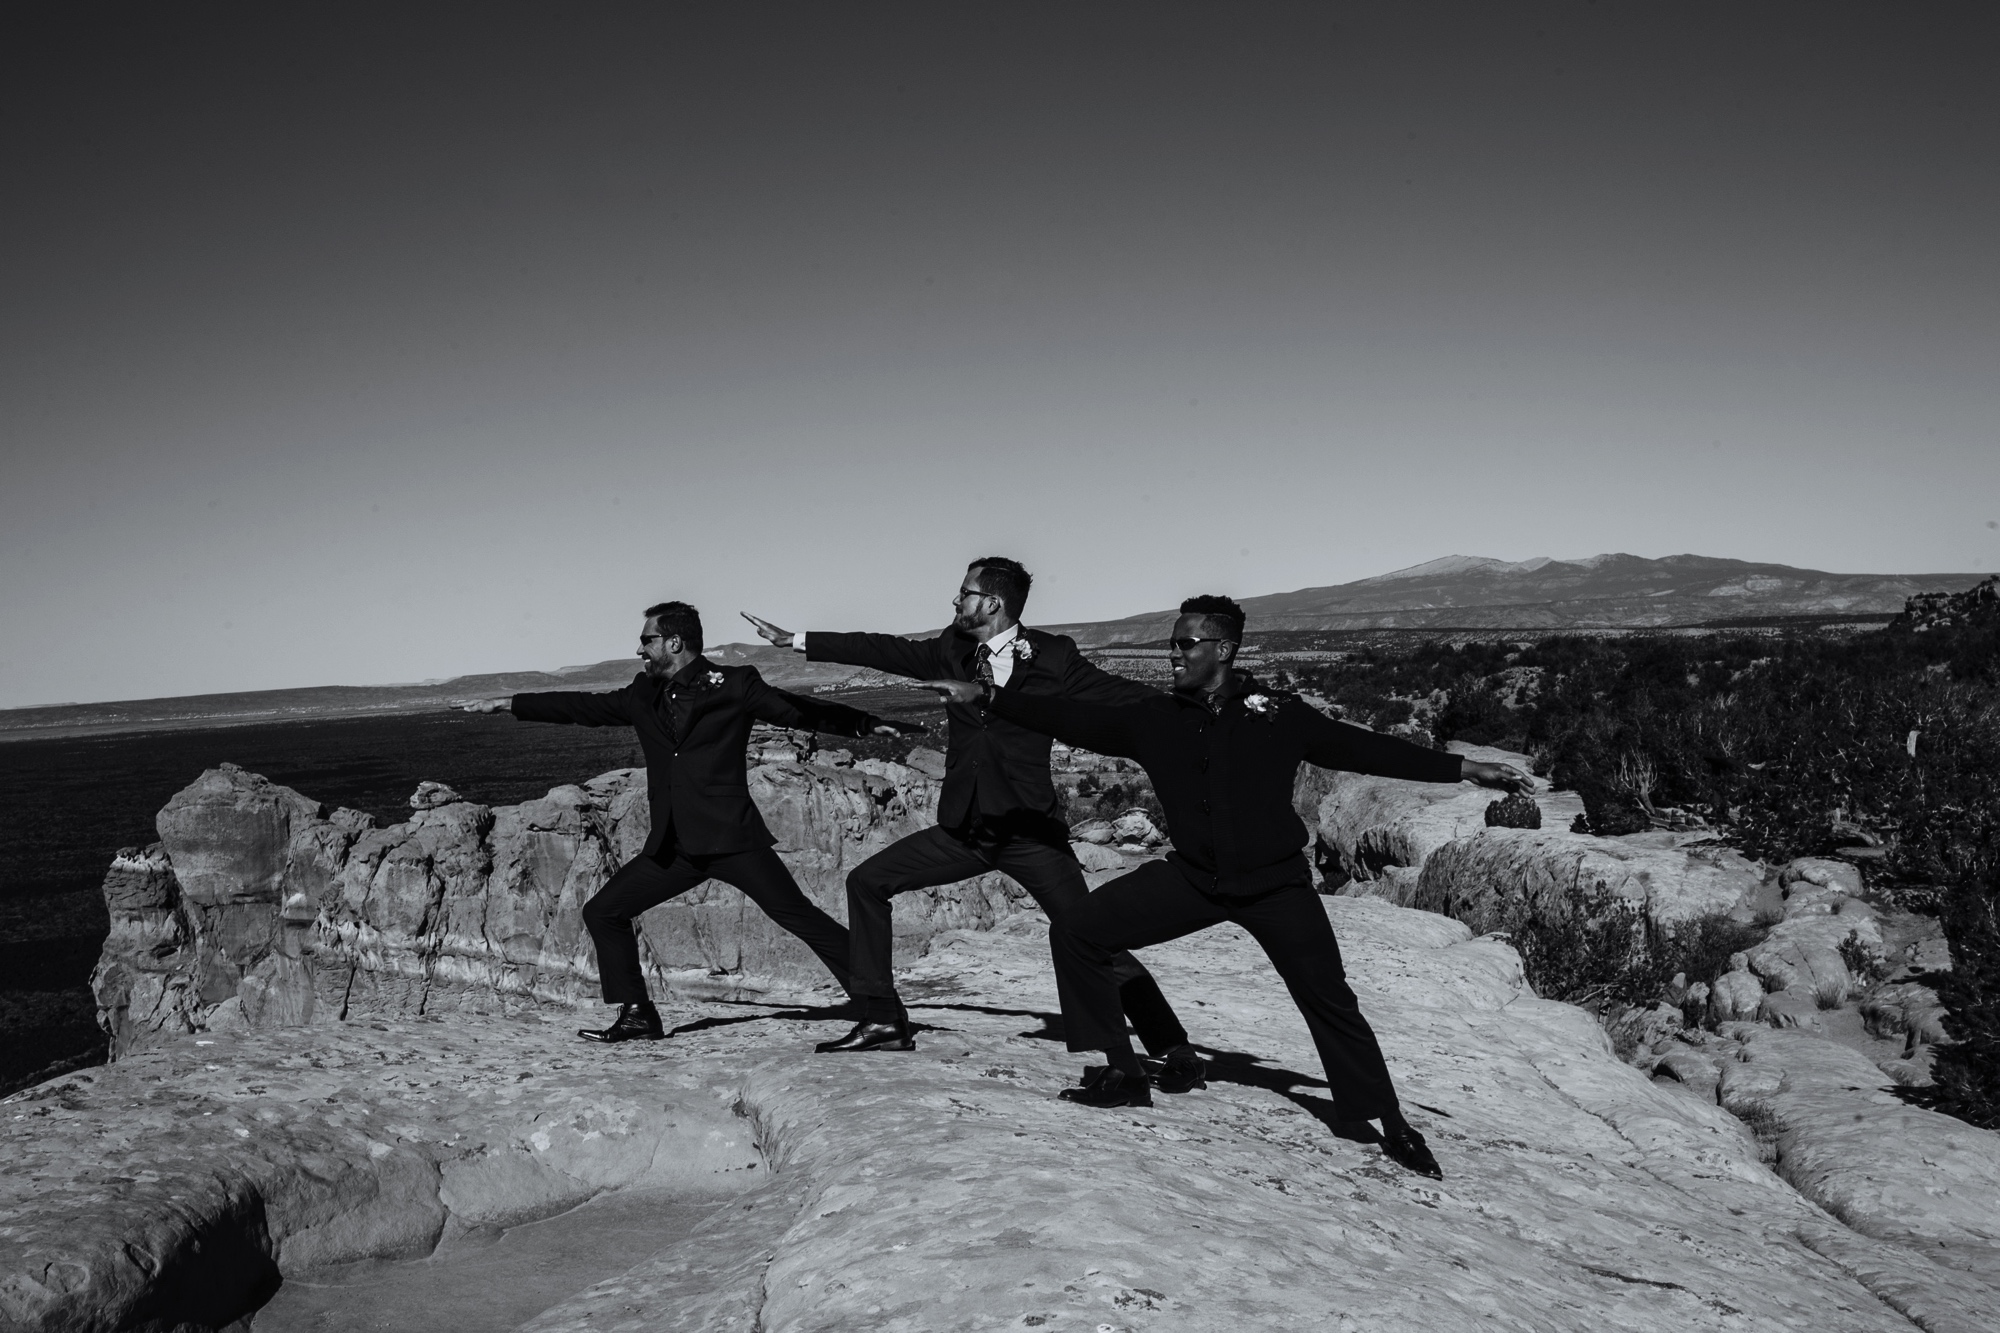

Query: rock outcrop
left=1313, top=745, right=1762, bottom=929
left=11, top=897, right=1999, bottom=1332
left=91, top=748, right=1027, bottom=1056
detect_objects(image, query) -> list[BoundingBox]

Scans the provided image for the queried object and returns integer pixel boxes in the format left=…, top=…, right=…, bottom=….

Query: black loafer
left=1058, top=1066, right=1153, bottom=1108
left=1152, top=1044, right=1207, bottom=1094
left=814, top=1019, right=916, bottom=1053
left=578, top=1002, right=664, bottom=1044
left=1380, top=1126, right=1443, bottom=1179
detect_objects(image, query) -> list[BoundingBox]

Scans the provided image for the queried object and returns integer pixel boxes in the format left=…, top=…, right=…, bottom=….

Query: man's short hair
left=644, top=601, right=703, bottom=653
left=1179, top=594, right=1245, bottom=643
left=967, top=557, right=1033, bottom=619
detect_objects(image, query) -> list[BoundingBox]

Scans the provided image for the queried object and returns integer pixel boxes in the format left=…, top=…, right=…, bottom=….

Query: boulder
left=902, top=746, right=948, bottom=780
left=1413, top=827, right=1762, bottom=932
left=1651, top=1046, right=1722, bottom=1101
left=1760, top=989, right=1824, bottom=1030
left=1780, top=856, right=1865, bottom=897
left=1070, top=841, right=1128, bottom=873
left=92, top=758, right=1025, bottom=1055
left=1745, top=909, right=1883, bottom=1000
left=1709, top=954, right=1766, bottom=1021
left=1109, top=809, right=1163, bottom=847
left=1069, top=819, right=1116, bottom=845
left=408, top=780, right=465, bottom=810
left=1315, top=775, right=1495, bottom=882
left=1609, top=1001, right=1685, bottom=1060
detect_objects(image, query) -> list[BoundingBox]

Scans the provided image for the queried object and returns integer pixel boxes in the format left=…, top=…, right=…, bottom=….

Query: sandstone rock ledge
left=8, top=899, right=1997, bottom=1332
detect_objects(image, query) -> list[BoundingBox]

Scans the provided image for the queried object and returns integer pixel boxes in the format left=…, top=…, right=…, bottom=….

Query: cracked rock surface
left=8, top=898, right=1999, bottom=1332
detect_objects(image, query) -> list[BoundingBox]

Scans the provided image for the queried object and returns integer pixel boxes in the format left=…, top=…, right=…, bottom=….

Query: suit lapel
left=995, top=631, right=1037, bottom=693
left=678, top=659, right=727, bottom=732
left=951, top=635, right=980, bottom=683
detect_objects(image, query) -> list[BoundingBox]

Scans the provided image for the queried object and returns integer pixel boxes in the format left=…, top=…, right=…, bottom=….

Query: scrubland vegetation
left=1286, top=580, right=2000, bottom=1128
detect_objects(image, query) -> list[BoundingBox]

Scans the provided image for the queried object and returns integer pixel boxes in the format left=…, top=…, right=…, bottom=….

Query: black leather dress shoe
left=814, top=1019, right=916, bottom=1053
left=1380, top=1126, right=1443, bottom=1179
left=1058, top=1066, right=1153, bottom=1108
left=1151, top=1044, right=1207, bottom=1094
left=578, top=1002, right=664, bottom=1044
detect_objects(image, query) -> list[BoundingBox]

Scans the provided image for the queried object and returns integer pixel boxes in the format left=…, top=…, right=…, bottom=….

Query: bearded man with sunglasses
left=916, top=594, right=1531, bottom=1179
left=742, top=558, right=1202, bottom=1085
left=461, top=601, right=918, bottom=1044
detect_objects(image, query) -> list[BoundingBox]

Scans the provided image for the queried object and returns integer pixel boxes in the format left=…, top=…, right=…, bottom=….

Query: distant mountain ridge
left=0, top=644, right=847, bottom=741
left=1037, top=553, right=1985, bottom=645
left=5, top=554, right=1983, bottom=738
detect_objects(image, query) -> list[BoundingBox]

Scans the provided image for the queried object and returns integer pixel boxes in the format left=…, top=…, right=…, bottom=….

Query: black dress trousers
left=582, top=845, right=855, bottom=1004
left=1051, top=858, right=1402, bottom=1121
left=843, top=823, right=1188, bottom=1053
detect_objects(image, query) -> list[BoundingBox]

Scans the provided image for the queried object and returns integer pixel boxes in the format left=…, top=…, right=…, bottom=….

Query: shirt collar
left=984, top=623, right=1022, bottom=654
left=1171, top=669, right=1262, bottom=710
left=666, top=656, right=713, bottom=688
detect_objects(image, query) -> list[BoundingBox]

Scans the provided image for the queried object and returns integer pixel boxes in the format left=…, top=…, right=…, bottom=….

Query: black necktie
left=973, top=643, right=994, bottom=689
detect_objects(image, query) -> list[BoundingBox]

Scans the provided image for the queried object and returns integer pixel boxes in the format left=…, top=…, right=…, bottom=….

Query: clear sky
left=4, top=3, right=1996, bottom=709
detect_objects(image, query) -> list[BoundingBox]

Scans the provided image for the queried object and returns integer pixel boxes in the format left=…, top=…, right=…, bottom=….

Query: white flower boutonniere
left=1243, top=693, right=1277, bottom=715
left=706, top=671, right=726, bottom=688
left=1010, top=635, right=1036, bottom=663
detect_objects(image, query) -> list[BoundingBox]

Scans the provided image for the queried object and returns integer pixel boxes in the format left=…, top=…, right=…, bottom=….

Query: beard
left=643, top=657, right=671, bottom=678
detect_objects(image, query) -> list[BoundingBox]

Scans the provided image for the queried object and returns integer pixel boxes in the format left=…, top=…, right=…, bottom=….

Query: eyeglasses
left=1168, top=637, right=1228, bottom=652
left=954, top=587, right=992, bottom=604
left=640, top=634, right=663, bottom=646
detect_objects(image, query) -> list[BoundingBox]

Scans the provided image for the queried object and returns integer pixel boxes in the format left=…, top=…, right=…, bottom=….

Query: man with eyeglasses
left=462, top=601, right=918, bottom=1044
left=915, top=594, right=1531, bottom=1179
left=742, top=558, right=1203, bottom=1087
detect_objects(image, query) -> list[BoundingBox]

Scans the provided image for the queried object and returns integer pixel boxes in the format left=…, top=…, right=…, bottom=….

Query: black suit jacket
left=806, top=626, right=1153, bottom=837
left=988, top=673, right=1464, bottom=895
left=511, top=659, right=888, bottom=857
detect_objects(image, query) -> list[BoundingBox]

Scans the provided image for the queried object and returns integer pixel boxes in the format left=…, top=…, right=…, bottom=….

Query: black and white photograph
left=3, top=4, right=1997, bottom=1330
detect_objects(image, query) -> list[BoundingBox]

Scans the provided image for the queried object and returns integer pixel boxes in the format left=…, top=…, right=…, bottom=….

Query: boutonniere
left=1243, top=693, right=1278, bottom=715
left=706, top=671, right=726, bottom=688
left=1009, top=635, right=1035, bottom=663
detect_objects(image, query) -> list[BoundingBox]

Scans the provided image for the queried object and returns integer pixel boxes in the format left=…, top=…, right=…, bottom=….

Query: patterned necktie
left=973, top=643, right=994, bottom=689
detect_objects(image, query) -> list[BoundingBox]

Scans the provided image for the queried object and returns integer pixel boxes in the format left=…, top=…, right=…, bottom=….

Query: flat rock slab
left=7, top=901, right=1998, bottom=1332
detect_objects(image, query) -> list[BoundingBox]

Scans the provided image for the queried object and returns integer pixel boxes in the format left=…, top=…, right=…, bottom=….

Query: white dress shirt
left=793, top=624, right=1024, bottom=686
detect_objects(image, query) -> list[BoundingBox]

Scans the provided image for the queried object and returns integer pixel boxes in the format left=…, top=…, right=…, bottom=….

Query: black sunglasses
left=1168, top=636, right=1226, bottom=652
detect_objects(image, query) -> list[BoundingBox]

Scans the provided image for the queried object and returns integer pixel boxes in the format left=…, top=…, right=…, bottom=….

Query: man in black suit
left=743, top=558, right=1201, bottom=1085
left=919, top=594, right=1530, bottom=1178
left=463, top=601, right=917, bottom=1044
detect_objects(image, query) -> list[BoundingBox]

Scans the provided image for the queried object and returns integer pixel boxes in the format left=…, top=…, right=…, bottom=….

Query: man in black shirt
left=743, top=557, right=1199, bottom=1081
left=918, top=594, right=1529, bottom=1178
left=464, top=601, right=917, bottom=1044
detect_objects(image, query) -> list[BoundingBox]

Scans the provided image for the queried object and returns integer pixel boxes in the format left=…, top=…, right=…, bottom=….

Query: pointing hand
left=457, top=697, right=511, bottom=714
left=741, top=612, right=793, bottom=647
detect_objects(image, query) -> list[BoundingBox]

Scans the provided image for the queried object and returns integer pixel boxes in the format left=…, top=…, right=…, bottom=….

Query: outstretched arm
left=1295, top=704, right=1529, bottom=789
left=915, top=679, right=1146, bottom=759
left=507, top=689, right=635, bottom=728
left=1058, top=649, right=1159, bottom=706
left=744, top=669, right=922, bottom=738
left=804, top=629, right=951, bottom=681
